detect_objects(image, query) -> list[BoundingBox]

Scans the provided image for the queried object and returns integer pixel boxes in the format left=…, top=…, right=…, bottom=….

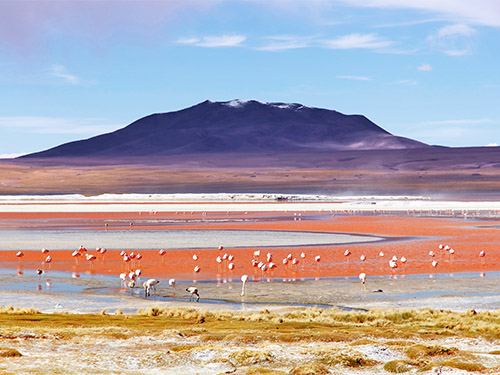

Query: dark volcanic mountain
left=21, top=100, right=428, bottom=158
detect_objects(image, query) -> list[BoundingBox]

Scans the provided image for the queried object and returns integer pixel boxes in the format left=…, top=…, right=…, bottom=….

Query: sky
left=0, top=0, right=499, bottom=157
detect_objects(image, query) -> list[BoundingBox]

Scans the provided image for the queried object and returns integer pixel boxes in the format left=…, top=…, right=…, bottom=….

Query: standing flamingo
left=119, top=272, right=127, bottom=287
left=344, top=249, right=351, bottom=263
left=241, top=274, right=248, bottom=296
left=479, top=250, right=486, bottom=266
left=72, top=250, right=81, bottom=265
left=169, top=278, right=176, bottom=297
left=359, top=272, right=367, bottom=292
left=158, top=249, right=166, bottom=263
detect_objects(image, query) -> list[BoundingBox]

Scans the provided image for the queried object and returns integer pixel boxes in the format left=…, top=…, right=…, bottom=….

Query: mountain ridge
left=20, top=99, right=429, bottom=159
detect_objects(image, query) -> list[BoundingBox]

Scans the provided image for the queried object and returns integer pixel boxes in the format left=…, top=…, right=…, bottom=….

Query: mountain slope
left=21, top=99, right=429, bottom=158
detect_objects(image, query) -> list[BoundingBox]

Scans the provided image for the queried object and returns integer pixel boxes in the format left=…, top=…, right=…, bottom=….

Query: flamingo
left=144, top=279, right=160, bottom=297
left=36, top=268, right=44, bottom=282
left=448, top=248, right=455, bottom=262
left=16, top=251, right=24, bottom=259
left=267, top=253, right=272, bottom=263
left=186, top=286, right=200, bottom=302
left=193, top=254, right=198, bottom=261
left=98, top=247, right=107, bottom=261
left=241, top=275, right=248, bottom=296
left=216, top=256, right=223, bottom=273
left=169, top=278, right=176, bottom=297
left=44, top=255, right=52, bottom=270
left=158, top=249, right=166, bottom=263
left=431, top=260, right=438, bottom=268
left=135, top=253, right=142, bottom=267
left=389, top=259, right=398, bottom=277
left=344, top=249, right=351, bottom=263
left=359, top=272, right=367, bottom=291
left=219, top=245, right=224, bottom=250
left=400, top=256, right=407, bottom=270
left=72, top=250, right=81, bottom=265
left=429, top=251, right=436, bottom=258
left=314, top=255, right=321, bottom=273
left=119, top=272, right=127, bottom=287
left=360, top=254, right=366, bottom=262
left=228, top=263, right=235, bottom=270
left=479, top=250, right=486, bottom=266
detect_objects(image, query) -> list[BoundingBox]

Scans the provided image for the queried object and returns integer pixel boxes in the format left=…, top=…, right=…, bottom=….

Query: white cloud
left=417, top=63, right=433, bottom=71
left=0, top=153, right=25, bottom=159
left=176, top=34, right=246, bottom=47
left=338, top=0, right=500, bottom=27
left=394, top=79, right=417, bottom=86
left=437, top=24, right=477, bottom=38
left=337, top=75, right=372, bottom=81
left=257, top=35, right=314, bottom=51
left=50, top=65, right=81, bottom=85
left=421, top=118, right=494, bottom=126
left=323, top=33, right=393, bottom=49
left=427, top=24, right=477, bottom=56
left=0, top=116, right=120, bottom=135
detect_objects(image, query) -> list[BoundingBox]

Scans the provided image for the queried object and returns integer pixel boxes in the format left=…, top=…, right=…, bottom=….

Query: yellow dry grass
left=1, top=306, right=499, bottom=373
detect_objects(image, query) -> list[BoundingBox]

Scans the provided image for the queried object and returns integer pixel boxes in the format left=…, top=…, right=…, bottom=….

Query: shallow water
left=0, top=228, right=381, bottom=250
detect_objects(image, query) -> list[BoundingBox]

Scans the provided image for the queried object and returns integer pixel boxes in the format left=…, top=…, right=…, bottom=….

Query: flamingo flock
left=12, top=234, right=485, bottom=302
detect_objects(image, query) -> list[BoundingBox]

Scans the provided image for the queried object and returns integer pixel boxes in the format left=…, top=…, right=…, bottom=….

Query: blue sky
left=0, top=0, right=499, bottom=157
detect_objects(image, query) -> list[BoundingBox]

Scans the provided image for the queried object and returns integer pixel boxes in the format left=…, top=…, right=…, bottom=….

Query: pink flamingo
left=389, top=259, right=398, bottom=278
left=16, top=251, right=24, bottom=264
left=241, top=275, right=248, bottom=296
left=44, top=255, right=52, bottom=270
left=86, top=254, right=96, bottom=270
left=400, top=256, right=407, bottom=270
left=448, top=248, right=455, bottom=262
left=72, top=250, right=81, bottom=265
left=98, top=247, right=107, bottom=262
left=158, top=249, right=166, bottom=264
left=169, top=278, right=176, bottom=297
left=479, top=250, right=486, bottom=266
left=344, top=249, right=351, bottom=264
left=314, top=255, right=321, bottom=272
left=134, top=253, right=142, bottom=267
left=359, top=272, right=367, bottom=291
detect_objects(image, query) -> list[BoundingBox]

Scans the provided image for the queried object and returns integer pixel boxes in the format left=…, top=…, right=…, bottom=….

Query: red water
left=1, top=211, right=498, bottom=281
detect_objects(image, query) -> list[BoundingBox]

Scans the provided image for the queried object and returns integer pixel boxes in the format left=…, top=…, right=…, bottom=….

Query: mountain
left=20, top=99, right=429, bottom=159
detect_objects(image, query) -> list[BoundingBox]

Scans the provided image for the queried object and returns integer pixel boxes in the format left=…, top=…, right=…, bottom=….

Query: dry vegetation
left=0, top=305, right=500, bottom=374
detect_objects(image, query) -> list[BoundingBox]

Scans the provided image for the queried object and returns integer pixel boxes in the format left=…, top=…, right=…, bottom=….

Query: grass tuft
left=288, top=362, right=329, bottom=375
left=383, top=360, right=412, bottom=373
left=0, top=348, right=22, bottom=357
